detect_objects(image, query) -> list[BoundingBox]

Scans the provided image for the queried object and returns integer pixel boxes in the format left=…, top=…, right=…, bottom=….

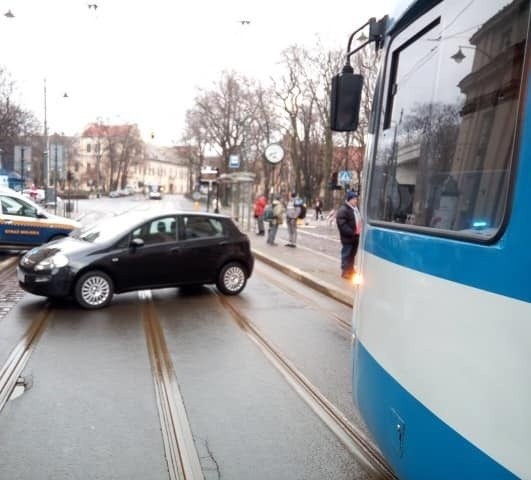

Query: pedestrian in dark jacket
left=314, top=198, right=323, bottom=220
left=336, top=191, right=362, bottom=279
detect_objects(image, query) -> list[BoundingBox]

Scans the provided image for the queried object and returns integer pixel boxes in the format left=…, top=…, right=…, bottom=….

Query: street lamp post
left=96, top=142, right=101, bottom=197
left=43, top=79, right=50, bottom=193
left=20, top=146, right=25, bottom=189
left=54, top=143, right=58, bottom=213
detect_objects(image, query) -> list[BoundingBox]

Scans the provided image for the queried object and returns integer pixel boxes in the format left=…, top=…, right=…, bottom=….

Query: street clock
left=264, top=143, right=284, bottom=164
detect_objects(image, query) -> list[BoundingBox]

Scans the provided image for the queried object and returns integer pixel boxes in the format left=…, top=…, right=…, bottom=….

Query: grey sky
left=0, top=0, right=392, bottom=145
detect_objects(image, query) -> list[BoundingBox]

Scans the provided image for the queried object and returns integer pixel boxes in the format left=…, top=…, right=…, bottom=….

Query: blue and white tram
left=332, top=0, right=530, bottom=478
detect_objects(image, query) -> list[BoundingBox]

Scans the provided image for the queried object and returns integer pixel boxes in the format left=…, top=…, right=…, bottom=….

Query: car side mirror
left=330, top=66, right=363, bottom=132
left=130, top=237, right=144, bottom=249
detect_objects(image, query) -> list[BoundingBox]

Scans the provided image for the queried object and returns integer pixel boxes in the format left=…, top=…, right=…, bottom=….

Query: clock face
left=264, top=144, right=284, bottom=164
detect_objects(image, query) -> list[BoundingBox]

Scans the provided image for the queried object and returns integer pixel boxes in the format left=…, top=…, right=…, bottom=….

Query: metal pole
left=54, top=144, right=58, bottom=213
left=66, top=141, right=71, bottom=218
left=20, top=146, right=25, bottom=189
left=43, top=79, right=49, bottom=188
left=206, top=180, right=211, bottom=212
left=214, top=182, right=219, bottom=213
left=96, top=142, right=101, bottom=197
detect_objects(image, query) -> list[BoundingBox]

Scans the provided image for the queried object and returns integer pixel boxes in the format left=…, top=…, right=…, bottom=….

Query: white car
left=148, top=190, right=162, bottom=200
left=0, top=187, right=80, bottom=250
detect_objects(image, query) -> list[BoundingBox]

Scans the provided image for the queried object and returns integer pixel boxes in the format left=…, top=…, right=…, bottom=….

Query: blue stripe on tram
left=353, top=340, right=519, bottom=480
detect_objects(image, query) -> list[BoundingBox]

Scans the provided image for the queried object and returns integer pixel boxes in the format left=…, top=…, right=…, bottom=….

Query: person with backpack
left=266, top=196, right=285, bottom=246
left=285, top=192, right=302, bottom=248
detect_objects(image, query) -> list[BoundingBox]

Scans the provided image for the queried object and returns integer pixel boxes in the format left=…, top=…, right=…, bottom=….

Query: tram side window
left=368, top=0, right=529, bottom=238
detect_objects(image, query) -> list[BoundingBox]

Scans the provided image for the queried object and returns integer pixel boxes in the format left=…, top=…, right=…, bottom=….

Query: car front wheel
left=74, top=270, right=114, bottom=309
left=216, top=262, right=247, bottom=295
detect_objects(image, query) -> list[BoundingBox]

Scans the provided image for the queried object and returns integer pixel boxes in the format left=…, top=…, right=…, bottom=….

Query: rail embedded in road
left=140, top=290, right=204, bottom=480
left=216, top=291, right=397, bottom=480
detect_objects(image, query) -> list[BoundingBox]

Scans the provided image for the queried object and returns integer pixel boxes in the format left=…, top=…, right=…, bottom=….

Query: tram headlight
left=35, top=253, right=69, bottom=271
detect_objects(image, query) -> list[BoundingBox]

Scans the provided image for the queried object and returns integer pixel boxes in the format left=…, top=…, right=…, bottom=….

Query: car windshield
left=72, top=212, right=144, bottom=244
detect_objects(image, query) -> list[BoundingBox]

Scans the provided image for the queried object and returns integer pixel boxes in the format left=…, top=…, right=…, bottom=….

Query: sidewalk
left=249, top=225, right=355, bottom=307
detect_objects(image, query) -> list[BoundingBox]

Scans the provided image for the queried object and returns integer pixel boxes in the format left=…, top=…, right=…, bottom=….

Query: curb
left=252, top=248, right=353, bottom=307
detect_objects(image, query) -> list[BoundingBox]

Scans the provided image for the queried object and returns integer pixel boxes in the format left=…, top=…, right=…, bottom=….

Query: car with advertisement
left=0, top=187, right=80, bottom=251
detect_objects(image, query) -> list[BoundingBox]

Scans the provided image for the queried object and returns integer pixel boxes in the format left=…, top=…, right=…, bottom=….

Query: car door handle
left=217, top=241, right=229, bottom=246
left=3, top=220, right=13, bottom=224
left=170, top=246, right=181, bottom=253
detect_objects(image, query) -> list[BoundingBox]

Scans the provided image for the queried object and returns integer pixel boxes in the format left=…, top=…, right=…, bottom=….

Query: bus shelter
left=217, top=172, right=256, bottom=232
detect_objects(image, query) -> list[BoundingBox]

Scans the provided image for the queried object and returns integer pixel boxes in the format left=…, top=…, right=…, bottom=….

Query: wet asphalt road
left=0, top=195, right=379, bottom=480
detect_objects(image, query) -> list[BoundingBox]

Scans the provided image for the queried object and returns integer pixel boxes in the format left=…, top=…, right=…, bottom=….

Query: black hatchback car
left=17, top=210, right=254, bottom=309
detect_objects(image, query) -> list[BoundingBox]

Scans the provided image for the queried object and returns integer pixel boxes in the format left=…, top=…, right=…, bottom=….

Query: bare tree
left=347, top=46, right=380, bottom=190
left=298, top=43, right=345, bottom=207
left=245, top=84, right=282, bottom=196
left=275, top=45, right=329, bottom=203
left=182, top=108, right=210, bottom=192
left=194, top=71, right=257, bottom=173
left=91, top=122, right=143, bottom=192
left=274, top=45, right=306, bottom=196
left=0, top=67, right=40, bottom=172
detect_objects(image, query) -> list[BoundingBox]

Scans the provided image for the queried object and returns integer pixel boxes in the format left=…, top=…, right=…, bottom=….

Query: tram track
left=140, top=290, right=204, bottom=480
left=217, top=292, right=397, bottom=480
left=0, top=305, right=51, bottom=413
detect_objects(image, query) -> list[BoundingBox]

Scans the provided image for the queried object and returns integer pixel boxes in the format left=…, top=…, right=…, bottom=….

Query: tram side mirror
left=330, top=67, right=363, bottom=132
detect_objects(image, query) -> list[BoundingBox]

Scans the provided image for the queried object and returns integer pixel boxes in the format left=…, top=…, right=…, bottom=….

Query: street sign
left=50, top=144, right=65, bottom=170
left=200, top=166, right=219, bottom=180
left=228, top=154, right=240, bottom=169
left=14, top=146, right=32, bottom=172
left=338, top=170, right=353, bottom=184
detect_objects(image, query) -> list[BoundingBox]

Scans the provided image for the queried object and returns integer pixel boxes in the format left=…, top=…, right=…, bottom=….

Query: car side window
left=183, top=216, right=223, bottom=239
left=0, top=195, right=37, bottom=218
left=132, top=216, right=177, bottom=245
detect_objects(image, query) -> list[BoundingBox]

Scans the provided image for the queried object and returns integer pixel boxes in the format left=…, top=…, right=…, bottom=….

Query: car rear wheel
left=216, top=262, right=247, bottom=295
left=74, top=270, right=114, bottom=309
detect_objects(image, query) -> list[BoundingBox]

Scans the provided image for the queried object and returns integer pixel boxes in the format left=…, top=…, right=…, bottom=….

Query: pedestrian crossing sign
left=338, top=170, right=352, bottom=184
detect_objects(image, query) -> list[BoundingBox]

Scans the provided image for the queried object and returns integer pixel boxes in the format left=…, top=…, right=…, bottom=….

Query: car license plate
left=16, top=268, right=25, bottom=283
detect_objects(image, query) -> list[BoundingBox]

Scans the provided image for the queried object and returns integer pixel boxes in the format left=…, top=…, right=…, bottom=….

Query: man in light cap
left=336, top=191, right=362, bottom=279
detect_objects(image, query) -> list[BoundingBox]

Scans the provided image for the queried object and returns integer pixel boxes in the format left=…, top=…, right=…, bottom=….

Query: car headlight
left=35, top=253, right=69, bottom=271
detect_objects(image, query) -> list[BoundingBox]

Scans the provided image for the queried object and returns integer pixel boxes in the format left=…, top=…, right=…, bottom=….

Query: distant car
left=110, top=188, right=133, bottom=197
left=148, top=190, right=162, bottom=200
left=17, top=210, right=254, bottom=309
left=0, top=187, right=80, bottom=251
